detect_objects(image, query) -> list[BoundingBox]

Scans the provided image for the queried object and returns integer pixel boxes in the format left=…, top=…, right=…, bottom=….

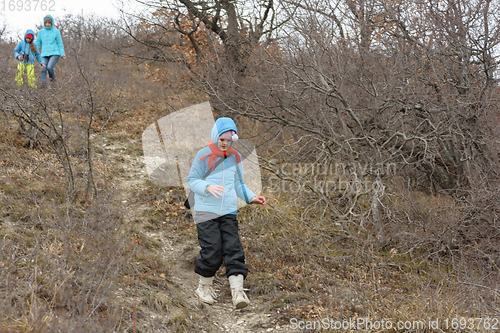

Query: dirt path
left=103, top=137, right=290, bottom=332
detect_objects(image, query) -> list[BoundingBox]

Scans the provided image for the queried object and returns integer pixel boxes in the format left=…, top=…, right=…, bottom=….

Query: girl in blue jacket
left=35, top=15, right=66, bottom=85
left=187, top=117, right=266, bottom=309
left=13, top=30, right=44, bottom=87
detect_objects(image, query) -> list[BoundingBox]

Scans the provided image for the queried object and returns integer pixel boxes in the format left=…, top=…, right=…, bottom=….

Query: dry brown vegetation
left=119, top=0, right=500, bottom=329
left=0, top=19, right=208, bottom=331
left=1, top=2, right=500, bottom=332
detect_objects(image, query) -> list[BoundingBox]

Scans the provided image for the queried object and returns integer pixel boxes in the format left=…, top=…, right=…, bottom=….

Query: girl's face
left=45, top=22, right=52, bottom=28
left=26, top=37, right=32, bottom=43
left=217, top=138, right=231, bottom=152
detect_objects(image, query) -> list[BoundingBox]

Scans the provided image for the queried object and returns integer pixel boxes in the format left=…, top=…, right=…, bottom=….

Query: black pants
left=195, top=214, right=248, bottom=278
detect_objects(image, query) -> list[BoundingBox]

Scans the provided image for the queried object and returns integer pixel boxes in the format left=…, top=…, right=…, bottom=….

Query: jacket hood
left=24, top=29, right=35, bottom=42
left=210, top=117, right=238, bottom=143
left=43, top=15, right=54, bottom=30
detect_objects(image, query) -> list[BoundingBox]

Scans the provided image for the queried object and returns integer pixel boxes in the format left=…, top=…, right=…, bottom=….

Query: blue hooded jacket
left=187, top=118, right=256, bottom=216
left=13, top=30, right=42, bottom=65
left=35, top=15, right=66, bottom=57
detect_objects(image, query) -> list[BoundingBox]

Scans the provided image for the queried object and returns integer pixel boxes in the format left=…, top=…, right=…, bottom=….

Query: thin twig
left=134, top=265, right=158, bottom=333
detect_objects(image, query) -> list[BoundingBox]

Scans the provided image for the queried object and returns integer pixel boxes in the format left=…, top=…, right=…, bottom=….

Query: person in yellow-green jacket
left=13, top=29, right=45, bottom=87
left=35, top=15, right=66, bottom=86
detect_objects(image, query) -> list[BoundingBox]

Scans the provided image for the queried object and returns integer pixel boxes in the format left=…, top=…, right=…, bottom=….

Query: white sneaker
left=229, top=274, right=250, bottom=309
left=195, top=276, right=216, bottom=304
left=195, top=284, right=217, bottom=304
left=231, top=288, right=250, bottom=309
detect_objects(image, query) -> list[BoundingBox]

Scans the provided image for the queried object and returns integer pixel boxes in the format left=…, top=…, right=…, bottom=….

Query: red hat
left=26, top=33, right=34, bottom=40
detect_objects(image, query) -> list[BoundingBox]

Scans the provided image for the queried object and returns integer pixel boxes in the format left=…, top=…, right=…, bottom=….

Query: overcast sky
left=1, top=0, right=126, bottom=39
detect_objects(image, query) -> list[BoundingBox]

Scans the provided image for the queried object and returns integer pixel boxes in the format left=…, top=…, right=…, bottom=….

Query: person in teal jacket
left=35, top=15, right=66, bottom=85
left=187, top=117, right=266, bottom=309
left=13, top=29, right=45, bottom=87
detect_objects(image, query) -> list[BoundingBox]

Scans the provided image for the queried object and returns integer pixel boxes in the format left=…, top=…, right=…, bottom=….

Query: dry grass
left=1, top=28, right=500, bottom=332
left=236, top=182, right=500, bottom=330
left=0, top=37, right=205, bottom=332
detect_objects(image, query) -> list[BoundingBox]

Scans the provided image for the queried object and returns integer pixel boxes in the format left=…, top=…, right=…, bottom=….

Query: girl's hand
left=17, top=55, right=23, bottom=60
left=62, top=56, right=66, bottom=60
left=251, top=196, right=267, bottom=206
left=206, top=185, right=225, bottom=198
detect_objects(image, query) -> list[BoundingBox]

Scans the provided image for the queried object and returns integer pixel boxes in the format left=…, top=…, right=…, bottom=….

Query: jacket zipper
left=220, top=157, right=226, bottom=215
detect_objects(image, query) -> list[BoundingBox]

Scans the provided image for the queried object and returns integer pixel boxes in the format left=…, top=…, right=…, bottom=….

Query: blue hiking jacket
left=187, top=118, right=256, bottom=215
left=13, top=30, right=42, bottom=65
left=35, top=15, right=66, bottom=57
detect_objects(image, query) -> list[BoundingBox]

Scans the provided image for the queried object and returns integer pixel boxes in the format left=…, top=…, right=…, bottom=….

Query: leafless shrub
left=124, top=0, right=500, bottom=318
left=0, top=14, right=167, bottom=332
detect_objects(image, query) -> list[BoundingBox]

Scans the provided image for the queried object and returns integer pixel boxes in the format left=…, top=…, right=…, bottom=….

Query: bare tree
left=117, top=0, right=500, bottom=299
left=0, top=16, right=7, bottom=40
left=121, top=0, right=499, bottom=218
left=115, top=0, right=285, bottom=75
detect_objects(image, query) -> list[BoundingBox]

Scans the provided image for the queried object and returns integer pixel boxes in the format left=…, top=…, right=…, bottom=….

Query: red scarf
left=199, top=140, right=242, bottom=171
